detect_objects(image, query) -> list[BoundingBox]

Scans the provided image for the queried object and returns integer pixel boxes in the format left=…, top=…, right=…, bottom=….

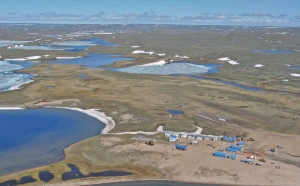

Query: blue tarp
left=225, top=147, right=238, bottom=153
left=238, top=142, right=245, bottom=146
left=213, top=151, right=227, bottom=158
left=230, top=145, right=243, bottom=151
left=229, top=154, right=237, bottom=160
left=222, top=135, right=236, bottom=142
left=175, top=144, right=188, bottom=150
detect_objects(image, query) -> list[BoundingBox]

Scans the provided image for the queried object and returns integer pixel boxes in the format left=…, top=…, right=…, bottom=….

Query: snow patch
left=291, top=73, right=300, bottom=77
left=254, top=64, right=265, bottom=67
left=56, top=56, right=83, bottom=59
left=138, top=60, right=166, bottom=67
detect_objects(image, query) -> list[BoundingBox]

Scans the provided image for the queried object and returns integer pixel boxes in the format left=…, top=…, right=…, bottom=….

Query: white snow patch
left=132, top=50, right=145, bottom=54
left=25, top=56, right=41, bottom=60
left=254, top=64, right=265, bottom=67
left=227, top=60, right=239, bottom=65
left=131, top=46, right=140, bottom=48
left=175, top=55, right=190, bottom=59
left=93, top=32, right=113, bottom=35
left=5, top=58, right=28, bottom=61
left=132, top=50, right=155, bottom=55
left=218, top=57, right=230, bottom=61
left=291, top=73, right=300, bottom=77
left=157, top=53, right=166, bottom=56
left=138, top=60, right=166, bottom=67
left=56, top=56, right=82, bottom=59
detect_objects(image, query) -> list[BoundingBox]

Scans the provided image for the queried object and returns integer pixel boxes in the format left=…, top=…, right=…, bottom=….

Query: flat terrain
left=0, top=24, right=299, bottom=185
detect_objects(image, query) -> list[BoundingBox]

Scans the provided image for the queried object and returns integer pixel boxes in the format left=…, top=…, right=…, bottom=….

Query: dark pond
left=0, top=179, right=18, bottom=186
left=88, top=170, right=132, bottom=177
left=62, top=164, right=132, bottom=181
left=39, top=170, right=55, bottom=182
left=61, top=164, right=85, bottom=181
left=167, top=110, right=184, bottom=115
left=18, top=176, right=37, bottom=185
left=190, top=75, right=264, bottom=92
left=0, top=108, right=105, bottom=176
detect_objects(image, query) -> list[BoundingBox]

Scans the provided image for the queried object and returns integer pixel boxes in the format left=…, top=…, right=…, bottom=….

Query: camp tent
left=230, top=145, right=243, bottom=151
left=175, top=144, right=188, bottom=150
left=225, top=147, right=238, bottom=153
left=229, top=154, right=237, bottom=160
left=181, top=133, right=187, bottom=138
left=213, top=151, right=227, bottom=158
left=165, top=131, right=172, bottom=137
left=169, top=136, right=177, bottom=142
left=238, top=141, right=245, bottom=146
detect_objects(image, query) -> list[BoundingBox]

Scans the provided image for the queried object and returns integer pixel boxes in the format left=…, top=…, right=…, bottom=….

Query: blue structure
left=229, top=154, right=237, bottom=160
left=238, top=141, right=245, bottom=146
left=188, top=134, right=195, bottom=139
left=169, top=136, right=177, bottom=142
left=230, top=145, right=243, bottom=151
left=165, top=131, right=172, bottom=137
left=175, top=144, right=188, bottom=150
left=204, top=136, right=210, bottom=140
left=225, top=147, right=238, bottom=153
left=197, top=135, right=203, bottom=140
left=222, top=135, right=236, bottom=143
left=181, top=133, right=187, bottom=138
left=213, top=151, right=227, bottom=158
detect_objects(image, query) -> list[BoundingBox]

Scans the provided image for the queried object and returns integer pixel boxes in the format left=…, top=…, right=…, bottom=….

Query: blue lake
left=15, top=38, right=117, bottom=52
left=0, top=108, right=105, bottom=176
left=289, top=66, right=300, bottom=69
left=114, top=62, right=264, bottom=92
left=48, top=54, right=133, bottom=68
left=253, top=49, right=292, bottom=54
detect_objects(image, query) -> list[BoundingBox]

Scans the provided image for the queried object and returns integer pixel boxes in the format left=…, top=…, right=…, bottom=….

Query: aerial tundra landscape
left=0, top=1, right=300, bottom=186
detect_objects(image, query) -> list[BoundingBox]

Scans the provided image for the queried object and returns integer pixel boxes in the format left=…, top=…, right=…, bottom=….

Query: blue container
left=213, top=151, right=227, bottom=158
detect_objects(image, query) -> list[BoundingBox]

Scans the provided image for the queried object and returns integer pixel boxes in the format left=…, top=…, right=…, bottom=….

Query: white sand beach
left=49, top=107, right=115, bottom=134
left=8, top=79, right=35, bottom=91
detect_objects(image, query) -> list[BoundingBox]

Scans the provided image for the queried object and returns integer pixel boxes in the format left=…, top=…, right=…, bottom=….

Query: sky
left=0, top=0, right=299, bottom=26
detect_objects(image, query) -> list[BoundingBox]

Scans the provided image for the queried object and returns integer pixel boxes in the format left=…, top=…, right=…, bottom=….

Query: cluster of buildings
left=165, top=131, right=219, bottom=142
left=213, top=136, right=245, bottom=160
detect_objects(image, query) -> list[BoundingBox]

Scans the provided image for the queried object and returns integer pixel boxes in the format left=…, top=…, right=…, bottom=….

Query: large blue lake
left=0, top=108, right=105, bottom=176
left=48, top=54, right=133, bottom=68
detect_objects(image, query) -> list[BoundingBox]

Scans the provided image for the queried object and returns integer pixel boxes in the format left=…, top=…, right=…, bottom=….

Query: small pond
left=253, top=49, right=292, bottom=54
left=167, top=110, right=184, bottom=115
